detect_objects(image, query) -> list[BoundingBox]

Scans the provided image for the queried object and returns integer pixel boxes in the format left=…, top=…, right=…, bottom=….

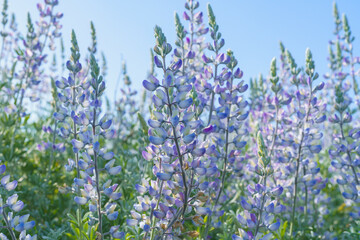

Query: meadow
left=0, top=0, right=359, bottom=239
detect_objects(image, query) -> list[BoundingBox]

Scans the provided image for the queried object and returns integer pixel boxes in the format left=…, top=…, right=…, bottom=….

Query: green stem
left=289, top=86, right=313, bottom=237
left=303, top=166, right=308, bottom=222
left=2, top=209, right=16, bottom=240
left=162, top=56, right=189, bottom=219
left=71, top=72, right=84, bottom=240
left=46, top=119, right=58, bottom=181
left=149, top=180, right=164, bottom=240
left=203, top=72, right=233, bottom=238
left=254, top=175, right=267, bottom=236
left=92, top=91, right=103, bottom=239
left=339, top=121, right=359, bottom=185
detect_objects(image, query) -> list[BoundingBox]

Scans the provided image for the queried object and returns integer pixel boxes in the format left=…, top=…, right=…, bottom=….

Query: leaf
left=67, top=213, right=78, bottom=224
left=281, top=220, right=288, bottom=238
left=83, top=211, right=91, bottom=221
left=15, top=47, right=23, bottom=56
left=137, top=112, right=148, bottom=135
left=23, top=114, right=30, bottom=125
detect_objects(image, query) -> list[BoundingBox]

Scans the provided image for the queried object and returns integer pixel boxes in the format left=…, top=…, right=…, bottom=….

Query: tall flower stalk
left=203, top=50, right=248, bottom=238
left=131, top=25, right=207, bottom=239
left=289, top=49, right=326, bottom=236
left=54, top=29, right=85, bottom=239
left=233, top=132, right=284, bottom=240
left=329, top=81, right=360, bottom=220
left=202, top=4, right=229, bottom=134
left=9, top=0, right=62, bottom=163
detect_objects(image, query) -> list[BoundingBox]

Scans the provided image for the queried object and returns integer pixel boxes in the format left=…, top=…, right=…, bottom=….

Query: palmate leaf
left=66, top=210, right=97, bottom=240
left=42, top=227, right=67, bottom=240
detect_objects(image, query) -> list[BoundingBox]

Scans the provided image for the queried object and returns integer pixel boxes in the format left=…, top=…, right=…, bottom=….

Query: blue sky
left=8, top=0, right=360, bottom=102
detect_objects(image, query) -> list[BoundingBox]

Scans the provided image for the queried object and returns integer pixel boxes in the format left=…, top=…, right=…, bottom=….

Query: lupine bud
left=107, top=211, right=119, bottom=220
left=172, top=59, right=182, bottom=71
left=314, top=82, right=325, bottom=91
left=100, top=120, right=112, bottom=129
left=342, top=192, right=355, bottom=199
left=202, top=54, right=212, bottom=63
left=154, top=56, right=163, bottom=68
left=265, top=202, right=274, bottom=213
left=270, top=186, right=283, bottom=196
left=93, top=141, right=100, bottom=153
left=149, top=136, right=165, bottom=145
left=127, top=219, right=138, bottom=226
left=156, top=172, right=172, bottom=181
left=5, top=180, right=18, bottom=191
left=11, top=201, right=24, bottom=212
left=240, top=198, right=252, bottom=210
left=148, top=119, right=162, bottom=128
left=102, top=151, right=114, bottom=160
left=143, top=80, right=157, bottom=91
left=74, top=196, right=88, bottom=205
left=192, top=148, right=206, bottom=157
left=183, top=133, right=196, bottom=144
left=108, top=166, right=122, bottom=175
left=178, top=98, right=193, bottom=109
left=268, top=222, right=280, bottom=231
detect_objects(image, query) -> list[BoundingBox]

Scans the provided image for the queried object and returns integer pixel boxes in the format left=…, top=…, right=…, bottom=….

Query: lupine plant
left=1, top=0, right=360, bottom=239
left=326, top=3, right=360, bottom=235
left=232, top=132, right=284, bottom=240
left=133, top=24, right=208, bottom=239
left=70, top=53, right=124, bottom=239
left=54, top=28, right=124, bottom=239
left=0, top=163, right=36, bottom=240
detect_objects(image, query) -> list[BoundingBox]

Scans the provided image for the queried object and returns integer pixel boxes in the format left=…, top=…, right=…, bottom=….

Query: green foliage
left=66, top=210, right=97, bottom=240
left=0, top=1, right=359, bottom=240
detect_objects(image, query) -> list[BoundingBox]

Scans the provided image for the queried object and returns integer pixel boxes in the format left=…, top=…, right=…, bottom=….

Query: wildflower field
left=0, top=0, right=359, bottom=239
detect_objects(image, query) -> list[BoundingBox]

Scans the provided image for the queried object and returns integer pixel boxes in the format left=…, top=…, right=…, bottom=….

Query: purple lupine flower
left=53, top=28, right=123, bottom=239
left=0, top=163, right=36, bottom=238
